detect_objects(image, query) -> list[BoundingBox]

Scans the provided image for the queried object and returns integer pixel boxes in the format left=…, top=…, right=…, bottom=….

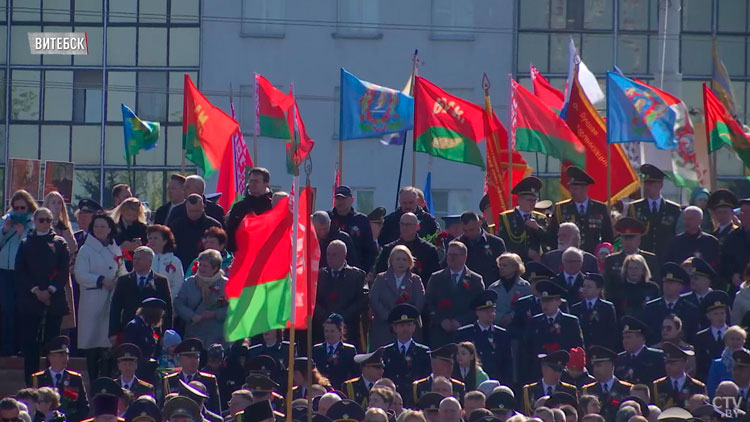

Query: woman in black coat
left=16, top=207, right=70, bottom=384
left=111, top=197, right=148, bottom=272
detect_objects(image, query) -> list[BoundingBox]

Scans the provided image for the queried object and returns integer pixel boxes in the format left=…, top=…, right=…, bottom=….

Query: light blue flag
left=606, top=72, right=678, bottom=150
left=339, top=68, right=414, bottom=140
left=423, top=171, right=434, bottom=215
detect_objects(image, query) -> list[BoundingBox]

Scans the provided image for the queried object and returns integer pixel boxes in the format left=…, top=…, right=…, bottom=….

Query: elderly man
left=313, top=210, right=360, bottom=269
left=170, top=194, right=222, bottom=268
left=375, top=212, right=440, bottom=287
left=457, top=211, right=506, bottom=284
left=603, top=217, right=660, bottom=298
left=227, top=167, right=273, bottom=252
left=664, top=206, right=720, bottom=270
left=155, top=174, right=186, bottom=225
left=438, top=397, right=462, bottom=422
left=496, top=176, right=549, bottom=262
left=715, top=380, right=745, bottom=416
left=551, top=247, right=586, bottom=306
left=329, top=185, right=378, bottom=273
left=570, top=274, right=618, bottom=351
left=379, top=186, right=438, bottom=246
left=318, top=393, right=342, bottom=416
left=425, top=241, right=485, bottom=347
left=166, top=175, right=225, bottom=227
left=542, top=223, right=598, bottom=274
left=721, top=199, right=750, bottom=290
left=109, top=246, right=173, bottom=341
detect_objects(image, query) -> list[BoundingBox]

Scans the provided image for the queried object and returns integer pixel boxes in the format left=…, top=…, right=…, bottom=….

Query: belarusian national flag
left=182, top=75, right=239, bottom=176
left=224, top=197, right=293, bottom=341
left=413, top=76, right=485, bottom=169
left=703, top=83, right=750, bottom=168
left=255, top=74, right=295, bottom=139
left=530, top=65, right=564, bottom=113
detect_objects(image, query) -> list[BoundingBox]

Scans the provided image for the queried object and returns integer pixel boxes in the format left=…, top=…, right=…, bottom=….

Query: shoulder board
left=198, top=371, right=216, bottom=378
left=413, top=342, right=430, bottom=350
left=138, top=379, right=154, bottom=388
left=32, top=370, right=45, bottom=377
left=556, top=199, right=572, bottom=206
left=690, top=377, right=706, bottom=387
left=342, top=342, right=357, bottom=349
left=560, top=382, right=576, bottom=389
left=272, top=391, right=284, bottom=399
left=499, top=210, right=515, bottom=216
left=664, top=199, right=681, bottom=208
left=312, top=343, right=324, bottom=349
left=531, top=211, right=547, bottom=218
left=281, top=341, right=291, bottom=346
left=414, top=377, right=429, bottom=384
left=645, top=347, right=663, bottom=354
left=679, top=292, right=693, bottom=298
left=343, top=377, right=361, bottom=384
left=523, top=382, right=539, bottom=389
left=273, top=411, right=285, bottom=418
left=247, top=344, right=261, bottom=351
left=645, top=297, right=661, bottom=306
left=582, top=381, right=597, bottom=390
left=492, top=324, right=505, bottom=332
left=517, top=294, right=533, bottom=302
left=65, top=369, right=82, bottom=376
left=641, top=250, right=656, bottom=258
left=451, top=378, right=465, bottom=386
left=117, top=418, right=125, bottom=422
left=164, top=371, right=181, bottom=378
left=590, top=199, right=607, bottom=207
left=695, top=327, right=710, bottom=335
left=599, top=298, right=614, bottom=306
left=457, top=324, right=472, bottom=332
left=653, top=376, right=667, bottom=383
left=80, top=418, right=94, bottom=422
left=618, top=380, right=634, bottom=387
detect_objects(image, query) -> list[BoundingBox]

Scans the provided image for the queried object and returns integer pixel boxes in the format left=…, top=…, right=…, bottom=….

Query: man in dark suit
left=425, top=241, right=485, bottom=347
left=383, top=304, right=431, bottom=403
left=165, top=175, right=224, bottom=227
left=311, top=313, right=359, bottom=390
left=226, top=167, right=273, bottom=252
left=615, top=316, right=665, bottom=385
left=375, top=212, right=440, bottom=288
left=642, top=263, right=699, bottom=344
left=329, top=185, right=378, bottom=273
left=694, top=290, right=731, bottom=382
left=721, top=199, right=750, bottom=291
left=603, top=217, right=659, bottom=299
left=521, top=350, right=578, bottom=415
left=31, top=336, right=89, bottom=422
left=154, top=174, right=186, bottom=225
left=542, top=223, right=599, bottom=274
left=708, top=189, right=740, bottom=249
left=582, top=346, right=633, bottom=421
left=652, top=343, right=706, bottom=409
left=457, top=211, right=505, bottom=284
left=664, top=206, right=721, bottom=271
left=343, top=348, right=385, bottom=408
left=313, top=211, right=360, bottom=270
left=169, top=194, right=223, bottom=269
left=109, top=246, right=173, bottom=342
left=378, top=186, right=439, bottom=246
left=113, top=343, right=154, bottom=397
left=411, top=344, right=465, bottom=406
left=163, top=338, right=222, bottom=415
left=551, top=247, right=587, bottom=306
left=312, top=240, right=367, bottom=347
left=548, top=166, right=614, bottom=255
left=570, top=274, right=618, bottom=352
left=495, top=176, right=550, bottom=263
left=455, top=289, right=511, bottom=382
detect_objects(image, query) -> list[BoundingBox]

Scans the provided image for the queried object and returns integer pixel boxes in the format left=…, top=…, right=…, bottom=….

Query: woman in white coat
left=146, top=224, right=184, bottom=299
left=74, top=213, right=125, bottom=379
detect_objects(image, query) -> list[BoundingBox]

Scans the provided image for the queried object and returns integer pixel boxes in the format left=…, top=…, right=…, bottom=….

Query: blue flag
left=122, top=104, right=159, bottom=165
left=423, top=171, right=434, bottom=215
left=606, top=72, right=677, bottom=150
left=339, top=68, right=414, bottom=140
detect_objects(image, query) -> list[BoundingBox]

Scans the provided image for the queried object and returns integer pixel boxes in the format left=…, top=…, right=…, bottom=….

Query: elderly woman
left=174, top=249, right=228, bottom=345
left=146, top=224, right=184, bottom=300
left=487, top=253, right=530, bottom=327
left=707, top=325, right=748, bottom=397
left=33, top=387, right=65, bottom=422
left=610, top=254, right=660, bottom=318
left=369, top=245, right=425, bottom=349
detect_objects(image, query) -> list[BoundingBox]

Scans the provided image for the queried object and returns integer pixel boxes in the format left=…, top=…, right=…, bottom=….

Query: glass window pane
left=43, top=0, right=70, bottom=22
left=104, top=125, right=126, bottom=165
left=137, top=71, right=168, bottom=122
left=9, top=124, right=39, bottom=159
left=73, top=169, right=101, bottom=205
left=239, top=84, right=253, bottom=134
left=0, top=70, right=5, bottom=121
left=107, top=27, right=136, bottom=66
left=0, top=126, right=7, bottom=163
left=584, top=0, right=612, bottom=29
left=681, top=35, right=712, bottom=75
left=431, top=0, right=473, bottom=40
left=550, top=34, right=577, bottom=73
left=718, top=0, right=747, bottom=32
left=241, top=0, right=285, bottom=37
left=104, top=170, right=165, bottom=210
left=72, top=70, right=103, bottom=124
left=169, top=28, right=199, bottom=67
left=44, top=71, right=73, bottom=121
left=617, top=35, right=648, bottom=74
left=71, top=125, right=101, bottom=165
left=680, top=81, right=703, bottom=121
left=582, top=34, right=612, bottom=74
left=550, top=0, right=567, bottom=29
left=520, top=0, right=549, bottom=29
left=13, top=0, right=40, bottom=21
left=166, top=126, right=183, bottom=166
left=682, top=0, right=711, bottom=32
left=74, top=26, right=102, bottom=66
left=11, top=70, right=41, bottom=121
left=0, top=26, right=6, bottom=64
left=171, top=0, right=200, bottom=23
left=619, top=0, right=648, bottom=30
left=169, top=71, right=196, bottom=122
left=106, top=71, right=135, bottom=122
left=74, top=0, right=102, bottom=23
left=41, top=125, right=70, bottom=161
left=11, top=26, right=41, bottom=65
left=717, top=37, right=746, bottom=77
left=138, top=28, right=167, bottom=66
left=140, top=0, right=166, bottom=23
left=109, top=0, right=137, bottom=23
left=41, top=26, right=73, bottom=66
left=518, top=33, right=549, bottom=73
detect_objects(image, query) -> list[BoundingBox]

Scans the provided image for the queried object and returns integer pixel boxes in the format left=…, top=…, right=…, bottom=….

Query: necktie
left=401, top=345, right=407, bottom=356
left=55, top=373, right=61, bottom=387
left=602, top=383, right=608, bottom=394
left=328, top=345, right=334, bottom=356
left=124, top=383, right=130, bottom=390
left=453, top=273, right=461, bottom=285
left=651, top=201, right=658, bottom=214
left=579, top=204, right=585, bottom=215
left=673, top=380, right=679, bottom=391
left=332, top=270, right=339, bottom=279
left=187, top=374, right=193, bottom=383
left=588, top=301, right=594, bottom=311
left=568, top=276, right=574, bottom=287
left=716, top=330, right=722, bottom=342
left=546, top=386, right=553, bottom=396
left=523, top=213, right=530, bottom=222
left=139, top=276, right=146, bottom=289
left=367, top=382, right=372, bottom=390
left=667, top=302, right=674, bottom=311
left=548, top=317, right=555, bottom=326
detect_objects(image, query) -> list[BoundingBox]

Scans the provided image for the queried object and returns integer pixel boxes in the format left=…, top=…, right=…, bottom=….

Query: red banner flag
left=287, top=186, right=320, bottom=329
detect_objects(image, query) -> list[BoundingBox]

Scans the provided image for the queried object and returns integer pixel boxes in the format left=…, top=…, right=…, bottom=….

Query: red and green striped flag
left=703, top=83, right=750, bottom=168
left=255, top=73, right=295, bottom=139
left=510, top=78, right=586, bottom=168
left=224, top=197, right=293, bottom=341
left=182, top=75, right=239, bottom=176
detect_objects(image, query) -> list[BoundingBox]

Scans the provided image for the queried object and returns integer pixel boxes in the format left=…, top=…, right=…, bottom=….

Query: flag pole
left=410, top=51, right=419, bottom=187
left=253, top=73, right=259, bottom=164
left=339, top=140, right=343, bottom=183
left=395, top=49, right=419, bottom=207
left=506, top=74, right=514, bottom=203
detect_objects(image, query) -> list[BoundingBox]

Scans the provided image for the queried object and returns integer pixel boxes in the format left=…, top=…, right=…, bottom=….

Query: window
left=336, top=0, right=381, bottom=39
left=103, top=170, right=166, bottom=209
left=681, top=35, right=713, bottom=75
left=41, top=125, right=70, bottom=161
left=73, top=169, right=101, bottom=205
left=520, top=0, right=550, bottom=29
left=169, top=28, right=200, bottom=67
left=45, top=71, right=74, bottom=121
left=74, top=0, right=102, bottom=23
left=431, top=190, right=471, bottom=220
left=43, top=0, right=71, bottom=22
left=74, top=27, right=102, bottom=66
left=582, top=34, right=613, bottom=73
left=137, top=71, right=168, bottom=122
left=718, top=0, right=747, bottom=32
left=354, top=189, right=375, bottom=214
left=241, top=0, right=285, bottom=38
left=583, top=0, right=612, bottom=30
left=716, top=37, right=746, bottom=77
left=565, top=0, right=584, bottom=29
left=617, top=35, right=649, bottom=74
left=682, top=0, right=712, bottom=32
left=518, top=33, right=549, bottom=73
left=42, top=25, right=74, bottom=66
left=140, top=0, right=166, bottom=23
left=619, top=0, right=650, bottom=31
left=107, top=27, right=136, bottom=66
left=431, top=0, right=474, bottom=40
left=72, top=70, right=103, bottom=123
left=11, top=25, right=41, bottom=65
left=71, top=125, right=101, bottom=164
left=11, top=70, right=40, bottom=121
left=108, top=0, right=137, bottom=23
left=138, top=28, right=167, bottom=66
left=171, top=0, right=200, bottom=23
left=107, top=71, right=136, bottom=122
left=9, top=124, right=39, bottom=159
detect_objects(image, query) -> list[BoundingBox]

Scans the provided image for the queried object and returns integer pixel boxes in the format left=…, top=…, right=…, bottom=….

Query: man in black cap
left=379, top=186, right=438, bottom=247
left=32, top=336, right=89, bottom=422
left=121, top=297, right=167, bottom=377
left=570, top=273, right=618, bottom=352
left=343, top=348, right=384, bottom=408
left=693, top=290, right=731, bottom=381
left=200, top=343, right=235, bottom=411
left=374, top=212, right=440, bottom=288
left=244, top=373, right=283, bottom=412
left=382, top=304, right=430, bottom=402
left=708, top=189, right=740, bottom=248
left=642, top=263, right=699, bottom=344
left=457, top=211, right=506, bottom=285
left=626, top=164, right=681, bottom=263
left=549, top=166, right=613, bottom=255
left=485, top=390, right=518, bottom=421
left=521, top=350, right=577, bottom=415
left=114, top=343, right=154, bottom=397
left=416, top=393, right=442, bottom=422
left=82, top=378, right=123, bottom=422
left=73, top=198, right=103, bottom=246
left=124, top=397, right=161, bottom=422
left=455, top=290, right=511, bottom=382
left=412, top=344, right=465, bottom=406
left=163, top=396, right=202, bottom=422
left=179, top=380, right=222, bottom=422
left=652, top=343, right=706, bottom=409
left=524, top=280, right=583, bottom=363
left=327, top=399, right=365, bottom=422
left=682, top=257, right=719, bottom=322
left=732, top=349, right=750, bottom=413
left=721, top=198, right=750, bottom=290
left=615, top=316, right=665, bottom=385
left=163, top=338, right=222, bottom=415
left=603, top=217, right=660, bottom=299
left=329, top=186, right=378, bottom=273
left=582, top=346, right=633, bottom=421
left=495, top=176, right=549, bottom=262
left=246, top=330, right=292, bottom=380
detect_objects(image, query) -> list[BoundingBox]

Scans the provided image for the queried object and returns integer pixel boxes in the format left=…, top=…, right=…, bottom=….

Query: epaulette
left=522, top=381, right=539, bottom=389
left=273, top=411, right=285, bottom=418
left=560, top=381, right=576, bottom=389
left=450, top=378, right=465, bottom=386
left=664, top=199, right=681, bottom=208
left=413, top=377, right=429, bottom=384
left=619, top=380, right=634, bottom=387
left=272, top=391, right=284, bottom=400
left=343, top=377, right=361, bottom=384
left=65, top=369, right=82, bottom=376
left=137, top=379, right=154, bottom=388
left=499, top=209, right=514, bottom=216
left=80, top=418, right=94, bottom=422
left=644, top=297, right=661, bottom=306
left=692, top=378, right=706, bottom=387
left=164, top=371, right=180, bottom=378
left=117, top=418, right=125, bottom=422
left=556, top=199, right=573, bottom=206
left=198, top=371, right=216, bottom=378
left=32, top=371, right=45, bottom=377
left=653, top=376, right=667, bottom=383
left=581, top=381, right=597, bottom=390
left=532, top=210, right=547, bottom=218
left=413, top=342, right=430, bottom=350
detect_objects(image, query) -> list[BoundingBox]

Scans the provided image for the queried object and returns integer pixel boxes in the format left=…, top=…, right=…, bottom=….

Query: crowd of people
left=1, top=163, right=750, bottom=422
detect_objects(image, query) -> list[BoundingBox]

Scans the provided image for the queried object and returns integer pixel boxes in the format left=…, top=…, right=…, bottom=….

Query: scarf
left=195, top=270, right=224, bottom=303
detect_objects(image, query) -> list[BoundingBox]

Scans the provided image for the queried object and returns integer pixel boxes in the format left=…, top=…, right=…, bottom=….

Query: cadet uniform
left=641, top=263, right=700, bottom=344
left=570, top=274, right=619, bottom=352
left=32, top=336, right=89, bottom=422
left=342, top=348, right=384, bottom=408
left=163, top=339, right=222, bottom=416
left=582, top=346, right=633, bottom=421
left=311, top=340, right=358, bottom=391
left=162, top=396, right=203, bottom=422
left=496, top=177, right=549, bottom=262
left=681, top=257, right=719, bottom=330
left=412, top=344, right=465, bottom=406
left=246, top=340, right=293, bottom=374
left=243, top=373, right=283, bottom=414
left=708, top=189, right=740, bottom=248
left=549, top=167, right=613, bottom=254
left=521, top=350, right=578, bottom=416
left=524, top=281, right=584, bottom=363
left=693, top=290, right=730, bottom=382
left=652, top=343, right=706, bottom=409
left=114, top=343, right=155, bottom=397
left=382, top=304, right=431, bottom=403
left=614, top=316, right=665, bottom=385
left=486, top=390, right=520, bottom=419
left=178, top=379, right=223, bottom=422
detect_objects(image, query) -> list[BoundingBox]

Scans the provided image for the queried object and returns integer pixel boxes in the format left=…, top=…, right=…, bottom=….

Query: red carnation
left=438, top=299, right=452, bottom=310
left=329, top=291, right=339, bottom=302
left=62, top=389, right=78, bottom=401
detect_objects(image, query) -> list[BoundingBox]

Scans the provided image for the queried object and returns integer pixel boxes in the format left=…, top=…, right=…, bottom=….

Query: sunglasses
left=36, top=218, right=52, bottom=223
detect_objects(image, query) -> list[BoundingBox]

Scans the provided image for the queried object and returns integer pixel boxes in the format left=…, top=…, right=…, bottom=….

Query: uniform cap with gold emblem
left=294, top=357, right=315, bottom=373
left=620, top=315, right=650, bottom=336
left=587, top=346, right=617, bottom=364
left=614, top=217, right=646, bottom=237
left=479, top=194, right=491, bottom=213
left=242, top=400, right=275, bottom=422
left=428, top=343, right=458, bottom=362
left=245, top=374, right=279, bottom=394
left=163, top=396, right=201, bottom=422
left=545, top=391, right=578, bottom=409
left=537, top=350, right=570, bottom=371
left=327, top=399, right=366, bottom=422
left=91, top=377, right=125, bottom=397
left=46, top=336, right=70, bottom=355
left=662, top=342, right=694, bottom=361
left=387, top=303, right=420, bottom=325
left=353, top=347, right=384, bottom=368
left=523, top=262, right=556, bottom=283
left=246, top=355, right=277, bottom=376
left=732, top=349, right=750, bottom=367
left=707, top=189, right=739, bottom=210
left=661, top=262, right=690, bottom=285
left=656, top=406, right=693, bottom=421
left=367, top=207, right=386, bottom=224
left=416, top=393, right=444, bottom=413
left=511, top=176, right=543, bottom=197
left=175, top=338, right=204, bottom=356
left=115, top=343, right=142, bottom=362
left=485, top=390, right=516, bottom=412
left=536, top=280, right=565, bottom=300
left=690, top=257, right=717, bottom=278
left=178, top=379, right=209, bottom=402
left=702, top=290, right=729, bottom=314
left=78, top=198, right=103, bottom=213
left=583, top=273, right=605, bottom=289
left=565, top=166, right=595, bottom=186
left=471, top=289, right=499, bottom=311
left=640, top=164, right=668, bottom=182
left=535, top=200, right=554, bottom=213
left=91, top=377, right=123, bottom=417
left=124, top=397, right=161, bottom=422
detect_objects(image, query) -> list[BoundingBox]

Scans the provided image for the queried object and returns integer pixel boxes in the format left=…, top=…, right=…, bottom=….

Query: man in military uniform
left=343, top=348, right=384, bottom=408
left=379, top=186, right=439, bottom=246
left=375, top=212, right=440, bottom=287
left=521, top=350, right=578, bottom=415
left=549, top=166, right=613, bottom=255
left=123, top=397, right=161, bottom=422
left=82, top=377, right=123, bottom=422
left=561, top=347, right=596, bottom=390
left=642, top=263, right=699, bottom=344
left=693, top=290, right=731, bottom=382
left=615, top=316, right=665, bottom=385
left=627, top=164, right=681, bottom=263
left=329, top=185, right=378, bottom=273
left=113, top=343, right=154, bottom=397
left=731, top=349, right=750, bottom=413
left=603, top=217, right=659, bottom=298
left=457, top=211, right=506, bottom=285
left=485, top=389, right=519, bottom=420
left=665, top=206, right=720, bottom=272
left=412, top=344, right=465, bottom=406
left=652, top=343, right=706, bottom=409
left=178, top=380, right=223, bottom=422
left=570, top=274, right=618, bottom=351
left=244, top=373, right=284, bottom=413
left=708, top=189, right=740, bottom=248
left=721, top=198, right=750, bottom=290
left=496, top=176, right=549, bottom=262
left=246, top=330, right=293, bottom=375
left=582, top=346, right=633, bottom=421
left=681, top=257, right=718, bottom=323
left=328, top=400, right=365, bottom=422
left=455, top=289, right=511, bottom=382
left=163, top=396, right=202, bottom=422
left=31, top=336, right=89, bottom=422
left=163, top=338, right=222, bottom=415
left=383, top=304, right=431, bottom=403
